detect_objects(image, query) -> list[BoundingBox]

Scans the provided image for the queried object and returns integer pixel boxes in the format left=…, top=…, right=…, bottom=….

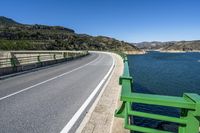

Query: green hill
left=0, top=16, right=21, bottom=26
left=0, top=16, right=140, bottom=53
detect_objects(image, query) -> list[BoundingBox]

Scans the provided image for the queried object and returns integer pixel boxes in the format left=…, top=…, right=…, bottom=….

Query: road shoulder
left=76, top=53, right=129, bottom=133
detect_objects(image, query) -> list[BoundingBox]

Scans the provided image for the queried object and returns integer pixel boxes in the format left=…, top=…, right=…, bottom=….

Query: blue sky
left=1, top=0, right=200, bottom=42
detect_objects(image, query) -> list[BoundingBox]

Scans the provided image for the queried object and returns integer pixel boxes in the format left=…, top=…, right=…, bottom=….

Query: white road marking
left=0, top=54, right=100, bottom=101
left=60, top=52, right=115, bottom=133
left=91, top=54, right=104, bottom=65
left=75, top=54, right=116, bottom=133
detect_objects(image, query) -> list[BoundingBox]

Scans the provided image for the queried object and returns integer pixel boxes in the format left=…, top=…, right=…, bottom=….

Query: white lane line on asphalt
left=91, top=54, right=104, bottom=65
left=0, top=54, right=100, bottom=101
left=60, top=52, right=115, bottom=133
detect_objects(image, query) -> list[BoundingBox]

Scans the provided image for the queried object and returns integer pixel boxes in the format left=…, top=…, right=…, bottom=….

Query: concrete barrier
left=0, top=51, right=88, bottom=77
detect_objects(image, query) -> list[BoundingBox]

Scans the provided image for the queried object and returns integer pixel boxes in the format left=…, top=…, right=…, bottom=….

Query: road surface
left=0, top=52, right=114, bottom=133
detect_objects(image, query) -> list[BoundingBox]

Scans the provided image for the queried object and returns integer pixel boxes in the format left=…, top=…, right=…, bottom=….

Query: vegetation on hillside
left=134, top=40, right=200, bottom=51
left=161, top=41, right=200, bottom=51
left=0, top=16, right=140, bottom=52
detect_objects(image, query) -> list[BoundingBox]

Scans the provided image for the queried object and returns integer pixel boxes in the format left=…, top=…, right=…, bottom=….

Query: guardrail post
left=180, top=93, right=200, bottom=133
left=115, top=71, right=133, bottom=119
left=53, top=54, right=56, bottom=60
left=115, top=101, right=126, bottom=118
left=10, top=58, right=17, bottom=67
left=119, top=76, right=133, bottom=86
left=37, top=55, right=41, bottom=62
left=63, top=52, right=66, bottom=58
left=184, top=111, right=199, bottom=133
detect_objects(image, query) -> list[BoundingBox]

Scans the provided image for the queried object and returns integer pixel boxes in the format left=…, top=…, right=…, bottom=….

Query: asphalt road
left=0, top=52, right=113, bottom=133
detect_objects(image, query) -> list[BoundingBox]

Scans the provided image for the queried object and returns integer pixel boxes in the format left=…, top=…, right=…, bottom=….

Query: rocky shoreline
left=125, top=50, right=146, bottom=55
left=159, top=50, right=200, bottom=53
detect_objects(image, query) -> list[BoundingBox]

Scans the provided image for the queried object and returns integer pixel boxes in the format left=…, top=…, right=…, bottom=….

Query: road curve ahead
left=0, top=52, right=114, bottom=133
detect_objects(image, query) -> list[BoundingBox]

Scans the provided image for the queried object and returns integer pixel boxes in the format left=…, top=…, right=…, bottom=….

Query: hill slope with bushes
left=0, top=16, right=140, bottom=53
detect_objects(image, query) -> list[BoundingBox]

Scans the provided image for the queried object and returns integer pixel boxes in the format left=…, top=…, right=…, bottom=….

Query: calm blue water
left=128, top=51, right=200, bottom=132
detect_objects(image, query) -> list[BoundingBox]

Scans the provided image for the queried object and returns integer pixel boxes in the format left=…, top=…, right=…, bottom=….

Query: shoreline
left=125, top=50, right=146, bottom=55
left=160, top=50, right=200, bottom=53
left=145, top=49, right=200, bottom=53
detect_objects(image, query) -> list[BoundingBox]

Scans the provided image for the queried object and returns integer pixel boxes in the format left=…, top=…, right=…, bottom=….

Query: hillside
left=161, top=40, right=200, bottom=51
left=134, top=40, right=200, bottom=51
left=0, top=16, right=21, bottom=26
left=133, top=41, right=167, bottom=50
left=0, top=16, right=141, bottom=53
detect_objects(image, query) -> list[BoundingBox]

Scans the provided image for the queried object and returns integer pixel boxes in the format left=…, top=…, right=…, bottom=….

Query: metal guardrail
left=0, top=51, right=88, bottom=68
left=115, top=56, right=200, bottom=133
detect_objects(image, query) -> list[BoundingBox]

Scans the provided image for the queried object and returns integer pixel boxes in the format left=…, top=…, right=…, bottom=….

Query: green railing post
left=182, top=93, right=200, bottom=132
left=115, top=101, right=126, bottom=118
left=184, top=111, right=199, bottom=133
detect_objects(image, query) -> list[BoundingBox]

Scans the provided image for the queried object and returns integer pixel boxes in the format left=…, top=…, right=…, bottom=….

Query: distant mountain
left=134, top=40, right=200, bottom=51
left=161, top=40, right=200, bottom=51
left=0, top=16, right=75, bottom=33
left=0, top=16, right=21, bottom=26
left=133, top=41, right=168, bottom=49
left=0, top=16, right=141, bottom=53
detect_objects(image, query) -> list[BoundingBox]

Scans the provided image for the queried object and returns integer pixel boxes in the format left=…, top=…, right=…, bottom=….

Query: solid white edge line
left=60, top=52, right=115, bottom=133
left=0, top=54, right=100, bottom=101
left=75, top=53, right=116, bottom=133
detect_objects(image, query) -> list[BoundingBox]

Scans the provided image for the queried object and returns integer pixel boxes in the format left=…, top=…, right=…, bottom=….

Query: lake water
left=128, top=51, right=200, bottom=132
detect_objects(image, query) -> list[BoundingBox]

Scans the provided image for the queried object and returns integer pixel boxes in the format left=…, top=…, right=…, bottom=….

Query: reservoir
left=128, top=51, right=200, bottom=132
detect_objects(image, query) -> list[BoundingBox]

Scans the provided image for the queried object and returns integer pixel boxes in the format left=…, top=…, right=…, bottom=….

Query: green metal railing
left=115, top=56, right=200, bottom=133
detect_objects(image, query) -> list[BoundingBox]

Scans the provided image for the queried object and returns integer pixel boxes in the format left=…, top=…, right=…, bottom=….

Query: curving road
left=0, top=52, right=114, bottom=133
